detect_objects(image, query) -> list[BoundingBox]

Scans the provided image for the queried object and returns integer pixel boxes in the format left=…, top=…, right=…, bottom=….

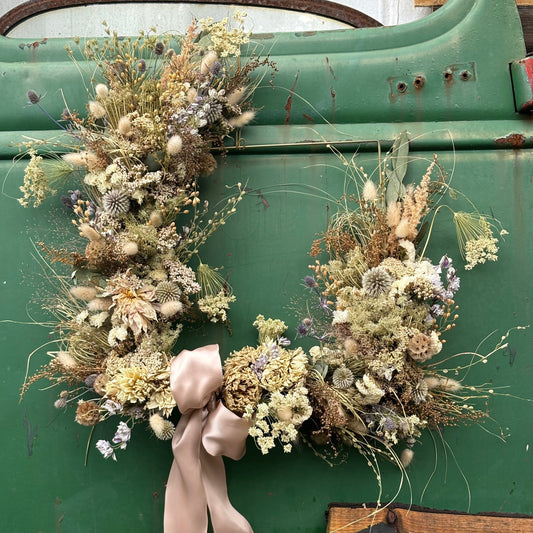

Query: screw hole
left=444, top=71, right=453, bottom=81
left=460, top=70, right=471, bottom=81
left=414, top=76, right=425, bottom=89
left=397, top=82, right=407, bottom=93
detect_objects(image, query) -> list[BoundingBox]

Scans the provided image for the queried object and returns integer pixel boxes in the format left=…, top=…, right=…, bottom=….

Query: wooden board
left=327, top=503, right=533, bottom=533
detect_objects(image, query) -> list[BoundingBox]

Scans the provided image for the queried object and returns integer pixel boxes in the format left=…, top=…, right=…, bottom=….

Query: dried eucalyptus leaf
left=392, top=130, right=409, bottom=183
left=314, top=360, right=328, bottom=378
left=385, top=168, right=401, bottom=205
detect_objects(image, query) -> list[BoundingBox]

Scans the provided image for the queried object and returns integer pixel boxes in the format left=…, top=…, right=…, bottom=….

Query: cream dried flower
left=198, top=291, right=236, bottom=323
left=105, top=273, right=157, bottom=336
left=260, top=347, right=308, bottom=392
left=356, top=374, right=385, bottom=405
left=105, top=365, right=155, bottom=404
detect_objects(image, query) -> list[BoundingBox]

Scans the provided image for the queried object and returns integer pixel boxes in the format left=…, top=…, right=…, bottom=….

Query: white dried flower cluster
left=198, top=292, right=236, bottom=323
left=245, top=386, right=311, bottom=455
left=464, top=236, right=499, bottom=270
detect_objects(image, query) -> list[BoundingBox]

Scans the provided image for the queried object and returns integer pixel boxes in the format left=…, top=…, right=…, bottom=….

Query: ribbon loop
left=164, top=345, right=253, bottom=533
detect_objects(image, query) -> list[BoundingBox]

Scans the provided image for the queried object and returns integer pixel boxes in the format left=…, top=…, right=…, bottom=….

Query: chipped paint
left=284, top=71, right=299, bottom=125
left=326, top=57, right=337, bottom=80
left=495, top=133, right=526, bottom=148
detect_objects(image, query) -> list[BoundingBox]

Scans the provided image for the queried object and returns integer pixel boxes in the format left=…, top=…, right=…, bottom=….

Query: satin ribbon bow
left=164, top=344, right=253, bottom=533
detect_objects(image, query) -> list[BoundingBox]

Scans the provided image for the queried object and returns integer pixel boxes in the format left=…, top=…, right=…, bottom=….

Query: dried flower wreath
left=15, top=17, right=521, bottom=533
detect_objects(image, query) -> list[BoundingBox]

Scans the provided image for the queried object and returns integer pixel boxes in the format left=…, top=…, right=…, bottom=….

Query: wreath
left=15, top=15, right=521, bottom=533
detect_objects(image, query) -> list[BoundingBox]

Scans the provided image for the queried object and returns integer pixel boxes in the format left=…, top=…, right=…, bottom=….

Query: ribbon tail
left=164, top=410, right=208, bottom=533
left=201, top=448, right=254, bottom=533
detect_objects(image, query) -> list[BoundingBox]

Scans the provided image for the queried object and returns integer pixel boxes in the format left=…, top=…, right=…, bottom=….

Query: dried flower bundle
left=222, top=315, right=312, bottom=454
left=221, top=134, right=513, bottom=486
left=18, top=16, right=272, bottom=459
left=297, top=135, right=509, bottom=466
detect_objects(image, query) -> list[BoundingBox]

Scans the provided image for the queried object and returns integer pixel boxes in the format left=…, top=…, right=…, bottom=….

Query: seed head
left=166, top=135, right=183, bottom=155
left=149, top=210, right=163, bottom=227
left=75, top=400, right=101, bottom=426
left=54, top=398, right=67, bottom=409
left=70, top=285, right=98, bottom=301
left=200, top=50, right=218, bottom=75
left=362, top=266, right=392, bottom=297
left=122, top=241, right=139, bottom=256
left=102, top=189, right=130, bottom=216
left=94, top=83, right=109, bottom=98
left=88, top=100, right=106, bottom=119
left=87, top=297, right=112, bottom=311
left=160, top=300, right=183, bottom=317
left=79, top=223, right=102, bottom=242
left=227, top=86, right=247, bottom=106
left=56, top=350, right=77, bottom=369
left=400, top=448, right=414, bottom=468
left=362, top=180, right=377, bottom=202
left=155, top=281, right=181, bottom=303
left=149, top=413, right=175, bottom=440
left=27, top=90, right=41, bottom=104
left=332, top=366, right=354, bottom=389
left=395, top=218, right=410, bottom=238
left=228, top=110, right=255, bottom=128
left=117, top=116, right=132, bottom=136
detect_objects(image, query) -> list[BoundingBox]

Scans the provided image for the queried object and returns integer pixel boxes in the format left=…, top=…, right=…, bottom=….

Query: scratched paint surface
left=1, top=0, right=532, bottom=531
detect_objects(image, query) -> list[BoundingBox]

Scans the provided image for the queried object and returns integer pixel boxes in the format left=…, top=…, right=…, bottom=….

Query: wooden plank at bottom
left=326, top=503, right=533, bottom=533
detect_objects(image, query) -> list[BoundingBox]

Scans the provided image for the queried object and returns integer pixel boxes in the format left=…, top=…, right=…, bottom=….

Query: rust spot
left=18, top=37, right=47, bottom=50
left=330, top=87, right=336, bottom=99
left=295, top=31, right=317, bottom=37
left=495, top=133, right=526, bottom=148
left=326, top=57, right=337, bottom=80
left=303, top=113, right=315, bottom=123
left=284, top=71, right=299, bottom=125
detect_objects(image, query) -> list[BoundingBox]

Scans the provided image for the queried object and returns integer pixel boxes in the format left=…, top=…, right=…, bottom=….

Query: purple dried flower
left=439, top=255, right=452, bottom=270
left=304, top=275, right=318, bottom=288
left=277, top=337, right=291, bottom=347
left=383, top=417, right=396, bottom=432
left=430, top=304, right=444, bottom=317
left=252, top=354, right=269, bottom=378
left=297, top=323, right=310, bottom=336
left=210, top=61, right=222, bottom=76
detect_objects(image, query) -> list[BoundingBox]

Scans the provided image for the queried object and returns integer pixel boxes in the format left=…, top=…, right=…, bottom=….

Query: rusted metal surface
left=495, top=132, right=528, bottom=147
left=0, top=0, right=382, bottom=36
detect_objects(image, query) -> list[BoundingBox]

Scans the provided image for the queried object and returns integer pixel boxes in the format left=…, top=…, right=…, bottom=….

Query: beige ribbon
left=164, top=344, right=253, bottom=533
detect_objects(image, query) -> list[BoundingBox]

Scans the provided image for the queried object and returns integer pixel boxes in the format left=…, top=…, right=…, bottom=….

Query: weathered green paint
left=1, top=0, right=532, bottom=532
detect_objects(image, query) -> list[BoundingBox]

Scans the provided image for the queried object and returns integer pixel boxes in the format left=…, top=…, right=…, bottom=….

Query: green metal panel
left=1, top=0, right=532, bottom=532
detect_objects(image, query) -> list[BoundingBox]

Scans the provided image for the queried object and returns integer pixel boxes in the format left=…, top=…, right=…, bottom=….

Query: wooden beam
left=415, top=0, right=533, bottom=5
left=327, top=504, right=533, bottom=533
